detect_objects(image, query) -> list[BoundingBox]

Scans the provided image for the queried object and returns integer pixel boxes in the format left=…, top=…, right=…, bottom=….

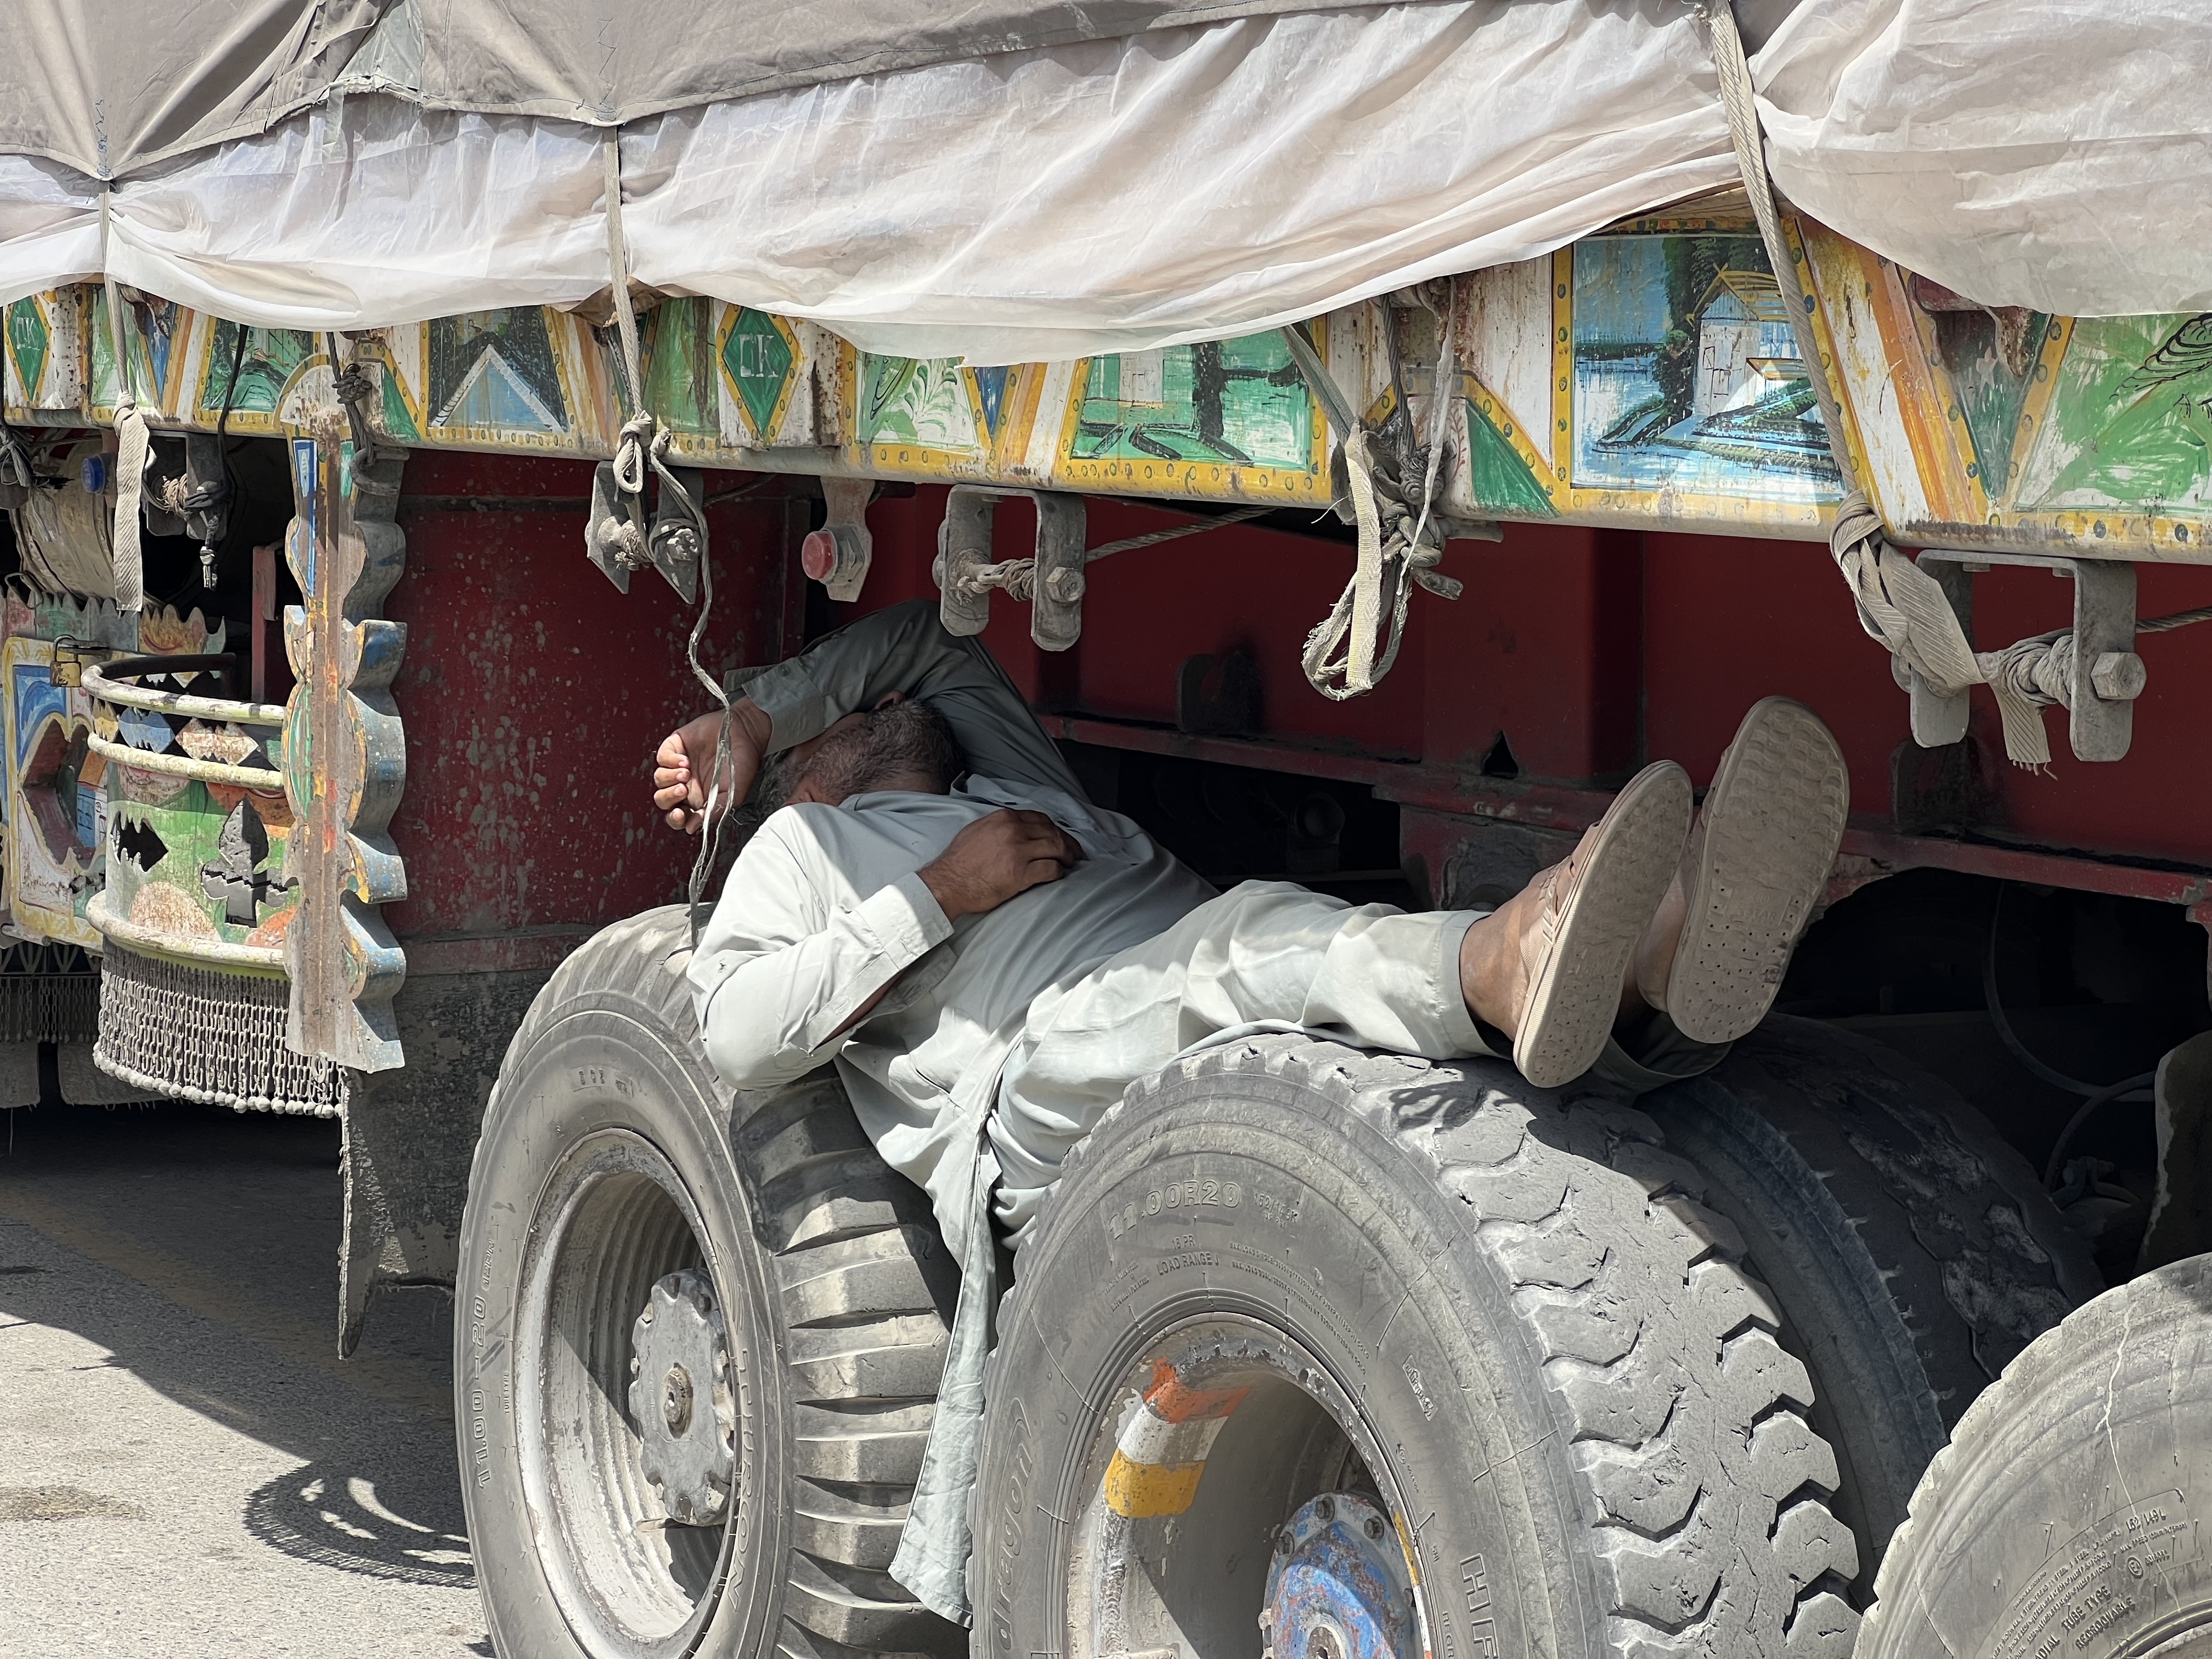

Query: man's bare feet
left=1458, top=761, right=1692, bottom=1088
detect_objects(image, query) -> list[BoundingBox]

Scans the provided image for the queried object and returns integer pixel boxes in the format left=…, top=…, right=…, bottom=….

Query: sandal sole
left=1666, top=697, right=1850, bottom=1046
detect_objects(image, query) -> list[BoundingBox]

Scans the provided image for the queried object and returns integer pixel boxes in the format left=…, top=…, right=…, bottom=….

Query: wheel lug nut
left=1364, top=1513, right=1386, bottom=1540
left=1313, top=1496, right=1334, bottom=1523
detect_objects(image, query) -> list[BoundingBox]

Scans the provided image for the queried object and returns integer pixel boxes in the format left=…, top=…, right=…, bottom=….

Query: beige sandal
left=1645, top=697, right=1850, bottom=1045
left=1513, top=760, right=1693, bottom=1089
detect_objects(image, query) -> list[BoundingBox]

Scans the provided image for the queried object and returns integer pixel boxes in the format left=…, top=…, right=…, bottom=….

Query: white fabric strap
left=598, top=132, right=726, bottom=936
left=1697, top=0, right=2074, bottom=770
left=99, top=187, right=145, bottom=614
left=1342, top=427, right=1386, bottom=692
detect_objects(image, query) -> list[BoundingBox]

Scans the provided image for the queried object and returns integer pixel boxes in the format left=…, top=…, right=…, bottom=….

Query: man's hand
left=653, top=701, right=771, bottom=834
left=919, top=810, right=1085, bottom=922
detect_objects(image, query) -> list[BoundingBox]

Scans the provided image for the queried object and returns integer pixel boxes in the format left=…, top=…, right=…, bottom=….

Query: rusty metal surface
left=329, top=455, right=809, bottom=1352
left=380, top=452, right=808, bottom=942
left=826, top=487, right=2212, bottom=884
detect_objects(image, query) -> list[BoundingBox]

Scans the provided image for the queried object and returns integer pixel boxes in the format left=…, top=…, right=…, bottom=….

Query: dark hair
left=802, top=698, right=965, bottom=803
left=720, top=698, right=964, bottom=859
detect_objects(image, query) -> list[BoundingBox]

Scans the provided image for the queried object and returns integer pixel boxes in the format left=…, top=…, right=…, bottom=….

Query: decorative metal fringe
left=0, top=942, right=101, bottom=1043
left=95, top=944, right=345, bottom=1116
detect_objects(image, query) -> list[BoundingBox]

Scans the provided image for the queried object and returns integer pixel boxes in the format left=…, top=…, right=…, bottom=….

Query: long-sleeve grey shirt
left=686, top=600, right=1216, bottom=1622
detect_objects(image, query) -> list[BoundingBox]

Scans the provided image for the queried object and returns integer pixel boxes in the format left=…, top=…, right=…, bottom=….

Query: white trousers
left=988, top=879, right=1729, bottom=1245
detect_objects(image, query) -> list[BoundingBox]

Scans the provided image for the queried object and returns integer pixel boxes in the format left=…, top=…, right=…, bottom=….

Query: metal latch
left=933, top=487, right=1088, bottom=652
left=1908, top=550, right=2142, bottom=762
left=49, top=637, right=111, bottom=689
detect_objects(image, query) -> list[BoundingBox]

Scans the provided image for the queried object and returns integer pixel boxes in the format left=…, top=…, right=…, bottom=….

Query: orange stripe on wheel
left=1141, top=1357, right=1249, bottom=1423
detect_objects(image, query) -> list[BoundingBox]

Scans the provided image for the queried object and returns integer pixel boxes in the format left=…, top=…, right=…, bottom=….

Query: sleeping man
left=652, top=597, right=1848, bottom=1617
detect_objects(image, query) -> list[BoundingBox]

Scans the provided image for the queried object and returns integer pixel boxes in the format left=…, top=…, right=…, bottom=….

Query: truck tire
left=455, top=906, right=963, bottom=1659
left=1858, top=1253, right=2212, bottom=1659
left=973, top=1033, right=1861, bottom=1659
left=1645, top=1016, right=2100, bottom=1587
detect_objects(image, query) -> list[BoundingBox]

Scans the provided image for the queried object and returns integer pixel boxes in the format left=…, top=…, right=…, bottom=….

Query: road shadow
left=0, top=1098, right=475, bottom=1592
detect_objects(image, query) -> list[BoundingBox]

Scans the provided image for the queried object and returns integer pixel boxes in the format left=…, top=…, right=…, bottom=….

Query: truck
left=2, top=3, right=2207, bottom=1657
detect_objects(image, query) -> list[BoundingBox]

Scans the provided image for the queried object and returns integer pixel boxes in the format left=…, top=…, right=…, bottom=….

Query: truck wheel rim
left=516, top=1127, right=738, bottom=1657
left=1064, top=1314, right=1429, bottom=1659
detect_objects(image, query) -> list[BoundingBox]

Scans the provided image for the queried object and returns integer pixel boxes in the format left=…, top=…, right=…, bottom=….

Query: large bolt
left=1313, top=1496, right=1335, bottom=1523
left=2091, top=650, right=2146, bottom=702
left=1364, top=1513, right=1387, bottom=1541
left=1045, top=567, right=1086, bottom=603
left=662, top=1364, right=695, bottom=1436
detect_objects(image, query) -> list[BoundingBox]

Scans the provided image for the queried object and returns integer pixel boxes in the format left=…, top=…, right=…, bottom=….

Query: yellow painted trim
left=1998, top=316, right=2074, bottom=515
left=715, top=304, right=805, bottom=442
left=837, top=336, right=859, bottom=450
left=1103, top=1451, right=1206, bottom=1518
left=1601, top=211, right=1759, bottom=235
left=1892, top=266, right=1996, bottom=524
left=1864, top=257, right=1985, bottom=526
left=1904, top=508, right=2211, bottom=559
left=1460, top=366, right=1565, bottom=510
left=1790, top=220, right=1882, bottom=510
left=1550, top=249, right=1574, bottom=492
left=998, top=363, right=1049, bottom=469
left=1053, top=359, right=1087, bottom=472
left=866, top=441, right=990, bottom=476
left=1566, top=488, right=1832, bottom=533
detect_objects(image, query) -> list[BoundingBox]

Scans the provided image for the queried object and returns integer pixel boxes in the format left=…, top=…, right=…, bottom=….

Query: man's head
left=781, top=694, right=964, bottom=808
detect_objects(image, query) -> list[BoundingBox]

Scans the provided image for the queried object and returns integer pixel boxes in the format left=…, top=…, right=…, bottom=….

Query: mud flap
left=338, top=967, right=555, bottom=1356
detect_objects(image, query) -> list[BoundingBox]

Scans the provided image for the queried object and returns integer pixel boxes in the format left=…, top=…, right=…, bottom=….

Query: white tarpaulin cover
left=0, top=1, right=2206, bottom=364
left=0, top=0, right=381, bottom=177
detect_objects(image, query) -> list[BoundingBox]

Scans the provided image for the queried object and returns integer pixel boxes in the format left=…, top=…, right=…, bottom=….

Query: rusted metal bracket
left=933, top=486, right=1087, bottom=651
left=1910, top=550, right=2142, bottom=762
left=647, top=466, right=704, bottom=602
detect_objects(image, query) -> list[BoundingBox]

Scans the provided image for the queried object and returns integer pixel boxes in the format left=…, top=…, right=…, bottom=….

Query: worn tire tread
left=1644, top=1015, right=2098, bottom=1581
left=484, top=905, right=962, bottom=1659
left=983, top=1032, right=1862, bottom=1657
left=1860, top=1253, right=2212, bottom=1658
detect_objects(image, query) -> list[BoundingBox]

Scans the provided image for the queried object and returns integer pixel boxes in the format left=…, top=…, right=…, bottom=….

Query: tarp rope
left=1288, top=294, right=1464, bottom=701
left=98, top=188, right=146, bottom=614
left=588, top=133, right=730, bottom=933
left=0, top=424, right=33, bottom=503
left=1694, top=0, right=2195, bottom=770
left=947, top=506, right=1273, bottom=601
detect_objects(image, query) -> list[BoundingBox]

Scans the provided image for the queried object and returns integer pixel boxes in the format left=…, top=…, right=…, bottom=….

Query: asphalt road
left=0, top=1098, right=488, bottom=1658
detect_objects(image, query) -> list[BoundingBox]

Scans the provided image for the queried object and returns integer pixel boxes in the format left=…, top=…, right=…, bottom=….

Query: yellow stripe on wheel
left=1104, top=1451, right=1209, bottom=1518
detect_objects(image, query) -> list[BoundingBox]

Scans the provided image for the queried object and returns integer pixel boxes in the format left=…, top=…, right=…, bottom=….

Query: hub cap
left=1263, top=1493, right=1419, bottom=1659
left=629, top=1269, right=735, bottom=1526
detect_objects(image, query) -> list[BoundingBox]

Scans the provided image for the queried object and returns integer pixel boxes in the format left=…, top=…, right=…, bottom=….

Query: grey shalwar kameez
left=688, top=601, right=1724, bottom=1621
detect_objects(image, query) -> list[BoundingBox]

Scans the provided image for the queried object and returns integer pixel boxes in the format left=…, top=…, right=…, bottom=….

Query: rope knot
left=332, top=362, right=390, bottom=470
left=614, top=413, right=667, bottom=496
left=332, top=364, right=375, bottom=408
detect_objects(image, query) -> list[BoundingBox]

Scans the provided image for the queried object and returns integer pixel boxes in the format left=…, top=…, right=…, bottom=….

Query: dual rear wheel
left=459, top=912, right=2098, bottom=1658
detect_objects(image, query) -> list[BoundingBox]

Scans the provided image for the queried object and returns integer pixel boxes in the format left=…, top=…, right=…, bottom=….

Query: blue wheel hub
left=1261, top=1492, right=1419, bottom=1659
